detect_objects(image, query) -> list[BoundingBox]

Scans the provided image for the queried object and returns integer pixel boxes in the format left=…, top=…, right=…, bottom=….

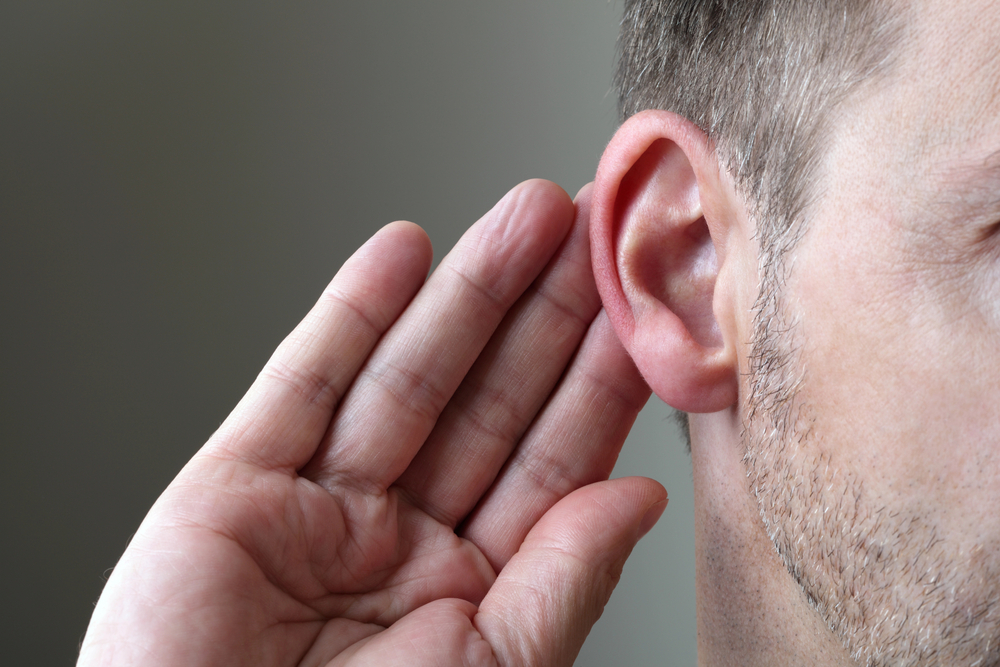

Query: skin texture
left=592, top=1, right=1000, bottom=665
left=744, top=2, right=1000, bottom=663
left=77, top=180, right=668, bottom=667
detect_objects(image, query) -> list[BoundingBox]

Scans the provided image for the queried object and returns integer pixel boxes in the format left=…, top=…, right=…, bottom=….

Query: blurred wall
left=0, top=2, right=695, bottom=664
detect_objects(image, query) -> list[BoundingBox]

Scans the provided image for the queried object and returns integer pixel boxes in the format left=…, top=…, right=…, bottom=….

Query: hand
left=78, top=180, right=666, bottom=667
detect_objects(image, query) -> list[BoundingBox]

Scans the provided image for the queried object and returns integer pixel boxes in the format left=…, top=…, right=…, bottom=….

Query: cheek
left=790, top=220, right=1000, bottom=531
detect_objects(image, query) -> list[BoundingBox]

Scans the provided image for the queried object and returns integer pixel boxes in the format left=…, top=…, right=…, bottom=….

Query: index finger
left=202, top=220, right=433, bottom=471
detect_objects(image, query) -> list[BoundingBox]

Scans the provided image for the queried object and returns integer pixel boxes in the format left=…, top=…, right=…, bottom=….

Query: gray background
left=0, top=2, right=695, bottom=664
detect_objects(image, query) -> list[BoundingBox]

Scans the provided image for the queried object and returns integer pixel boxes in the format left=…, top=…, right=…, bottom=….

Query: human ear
left=591, top=110, right=737, bottom=413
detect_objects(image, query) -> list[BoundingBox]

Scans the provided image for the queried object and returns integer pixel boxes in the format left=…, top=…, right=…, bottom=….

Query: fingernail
left=638, top=498, right=668, bottom=539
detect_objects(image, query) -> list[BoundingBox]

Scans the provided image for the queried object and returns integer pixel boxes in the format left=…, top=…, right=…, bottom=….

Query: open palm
left=78, top=181, right=666, bottom=667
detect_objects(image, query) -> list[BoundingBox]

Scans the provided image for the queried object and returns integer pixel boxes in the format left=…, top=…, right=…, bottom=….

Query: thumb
left=473, top=477, right=668, bottom=667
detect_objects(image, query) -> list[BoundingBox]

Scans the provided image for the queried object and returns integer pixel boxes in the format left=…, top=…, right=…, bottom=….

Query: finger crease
left=260, top=359, right=344, bottom=411
left=510, top=449, right=579, bottom=501
left=442, top=262, right=509, bottom=313
left=322, top=287, right=384, bottom=336
left=361, top=361, right=452, bottom=425
left=531, top=280, right=594, bottom=329
left=459, top=383, right=534, bottom=446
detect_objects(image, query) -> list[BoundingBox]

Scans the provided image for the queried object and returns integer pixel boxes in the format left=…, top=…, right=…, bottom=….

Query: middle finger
left=394, top=185, right=600, bottom=527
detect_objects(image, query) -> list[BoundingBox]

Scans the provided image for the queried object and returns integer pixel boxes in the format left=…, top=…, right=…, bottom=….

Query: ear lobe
left=592, top=110, right=737, bottom=413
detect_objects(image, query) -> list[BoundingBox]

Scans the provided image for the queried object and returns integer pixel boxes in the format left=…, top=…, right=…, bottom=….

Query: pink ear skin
left=591, top=110, right=737, bottom=414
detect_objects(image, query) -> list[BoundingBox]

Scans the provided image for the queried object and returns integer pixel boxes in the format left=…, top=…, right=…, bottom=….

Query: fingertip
left=518, top=177, right=572, bottom=202
left=350, top=220, right=433, bottom=285
left=639, top=496, right=668, bottom=539
left=378, top=219, right=433, bottom=261
left=467, top=179, right=576, bottom=276
left=601, top=475, right=668, bottom=524
left=380, top=218, right=426, bottom=237
left=620, top=474, right=668, bottom=503
left=504, top=179, right=575, bottom=226
left=583, top=476, right=667, bottom=543
left=573, top=184, right=595, bottom=234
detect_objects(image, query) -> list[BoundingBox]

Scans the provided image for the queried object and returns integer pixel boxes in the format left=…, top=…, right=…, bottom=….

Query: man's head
left=591, top=1, right=1000, bottom=665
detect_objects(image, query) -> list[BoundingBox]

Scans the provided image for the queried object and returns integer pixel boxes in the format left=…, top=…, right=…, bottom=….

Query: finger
left=474, top=477, right=668, bottom=667
left=303, top=180, right=576, bottom=492
left=462, top=311, right=651, bottom=571
left=395, top=184, right=600, bottom=527
left=203, top=221, right=432, bottom=471
left=316, top=600, right=489, bottom=667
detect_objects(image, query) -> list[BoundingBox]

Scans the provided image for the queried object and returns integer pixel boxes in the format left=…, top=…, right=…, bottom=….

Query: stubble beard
left=741, top=279, right=1000, bottom=667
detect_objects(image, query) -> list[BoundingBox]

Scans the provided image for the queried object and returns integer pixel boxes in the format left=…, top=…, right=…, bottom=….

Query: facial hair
left=741, top=286, right=1000, bottom=667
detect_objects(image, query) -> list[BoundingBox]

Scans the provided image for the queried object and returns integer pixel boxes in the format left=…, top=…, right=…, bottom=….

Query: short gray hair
left=615, top=0, right=903, bottom=432
left=616, top=0, right=901, bottom=259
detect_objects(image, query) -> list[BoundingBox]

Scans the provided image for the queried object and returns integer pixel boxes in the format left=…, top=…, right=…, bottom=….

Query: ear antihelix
left=619, top=213, right=722, bottom=350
